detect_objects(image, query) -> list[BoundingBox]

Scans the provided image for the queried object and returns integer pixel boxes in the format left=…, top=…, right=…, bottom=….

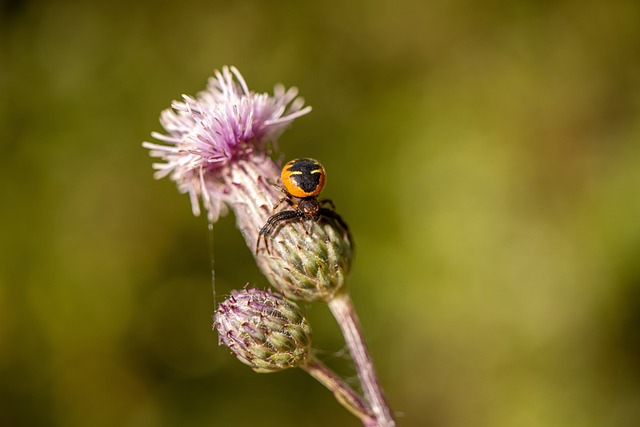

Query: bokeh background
left=2, top=0, right=640, bottom=426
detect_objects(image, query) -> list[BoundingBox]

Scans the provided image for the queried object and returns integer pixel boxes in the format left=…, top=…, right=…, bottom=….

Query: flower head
left=143, top=66, right=311, bottom=220
left=214, top=288, right=312, bottom=373
left=144, top=66, right=352, bottom=302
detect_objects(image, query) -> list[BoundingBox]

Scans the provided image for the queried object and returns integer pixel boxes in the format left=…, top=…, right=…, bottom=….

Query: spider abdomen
left=281, top=158, right=326, bottom=198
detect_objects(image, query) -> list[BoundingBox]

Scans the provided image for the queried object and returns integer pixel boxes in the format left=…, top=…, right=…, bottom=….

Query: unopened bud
left=214, top=288, right=312, bottom=373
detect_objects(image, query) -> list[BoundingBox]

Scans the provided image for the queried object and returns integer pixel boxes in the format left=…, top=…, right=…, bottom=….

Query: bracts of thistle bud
left=214, top=288, right=312, bottom=373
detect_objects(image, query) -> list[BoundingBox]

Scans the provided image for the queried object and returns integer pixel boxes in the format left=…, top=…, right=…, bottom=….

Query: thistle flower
left=144, top=66, right=352, bottom=302
left=143, top=66, right=311, bottom=221
left=146, top=67, right=395, bottom=427
left=214, top=288, right=312, bottom=373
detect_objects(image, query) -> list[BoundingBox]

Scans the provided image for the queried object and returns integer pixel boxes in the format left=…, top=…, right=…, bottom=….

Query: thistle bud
left=214, top=288, right=312, bottom=373
left=259, top=215, right=352, bottom=302
left=224, top=157, right=354, bottom=303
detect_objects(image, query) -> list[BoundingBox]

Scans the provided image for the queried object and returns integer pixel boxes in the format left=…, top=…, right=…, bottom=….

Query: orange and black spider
left=255, top=158, right=350, bottom=254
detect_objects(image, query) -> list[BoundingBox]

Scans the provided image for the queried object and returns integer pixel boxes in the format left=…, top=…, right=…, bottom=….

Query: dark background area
left=1, top=0, right=640, bottom=426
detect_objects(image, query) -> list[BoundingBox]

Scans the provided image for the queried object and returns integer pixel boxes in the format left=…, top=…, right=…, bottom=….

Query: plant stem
left=301, top=356, right=376, bottom=426
left=328, top=293, right=396, bottom=427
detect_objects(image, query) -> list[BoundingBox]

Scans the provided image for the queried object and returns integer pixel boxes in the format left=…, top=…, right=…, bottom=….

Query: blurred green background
left=2, top=0, right=640, bottom=426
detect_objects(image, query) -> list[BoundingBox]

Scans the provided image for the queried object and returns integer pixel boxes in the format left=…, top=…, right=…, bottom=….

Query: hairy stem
left=328, top=293, right=396, bottom=427
left=301, top=356, right=376, bottom=426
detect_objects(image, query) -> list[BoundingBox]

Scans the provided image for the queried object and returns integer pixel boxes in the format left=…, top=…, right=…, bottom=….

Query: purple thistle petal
left=143, top=66, right=311, bottom=221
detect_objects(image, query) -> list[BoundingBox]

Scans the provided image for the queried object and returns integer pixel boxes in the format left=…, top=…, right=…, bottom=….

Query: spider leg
left=318, top=207, right=353, bottom=245
left=256, top=210, right=301, bottom=254
left=318, top=199, right=336, bottom=210
left=272, top=196, right=294, bottom=212
left=275, top=184, right=291, bottom=198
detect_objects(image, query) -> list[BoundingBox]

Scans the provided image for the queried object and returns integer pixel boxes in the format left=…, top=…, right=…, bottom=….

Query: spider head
left=297, top=198, right=320, bottom=217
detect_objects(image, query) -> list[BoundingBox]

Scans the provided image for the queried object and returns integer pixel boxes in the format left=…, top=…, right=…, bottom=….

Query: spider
left=255, top=158, right=350, bottom=254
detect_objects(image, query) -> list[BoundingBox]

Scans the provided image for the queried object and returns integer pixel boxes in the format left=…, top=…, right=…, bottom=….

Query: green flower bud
left=214, top=288, right=312, bottom=373
left=260, top=217, right=352, bottom=302
left=222, top=158, right=354, bottom=303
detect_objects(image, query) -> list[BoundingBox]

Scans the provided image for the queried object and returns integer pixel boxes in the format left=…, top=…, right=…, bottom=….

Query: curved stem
left=301, top=356, right=376, bottom=426
left=328, top=293, right=396, bottom=427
